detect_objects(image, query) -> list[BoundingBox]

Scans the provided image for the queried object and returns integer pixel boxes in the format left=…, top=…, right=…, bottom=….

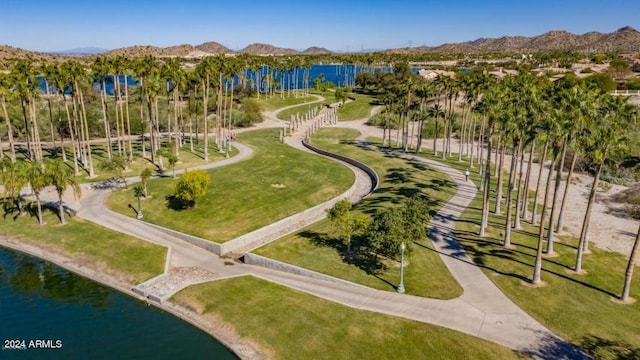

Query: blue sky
left=1, top=0, right=637, bottom=52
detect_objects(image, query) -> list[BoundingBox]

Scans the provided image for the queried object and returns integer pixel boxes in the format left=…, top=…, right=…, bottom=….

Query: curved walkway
left=3, top=96, right=585, bottom=359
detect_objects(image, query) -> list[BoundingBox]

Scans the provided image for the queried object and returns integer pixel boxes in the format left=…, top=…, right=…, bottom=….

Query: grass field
left=5, top=139, right=233, bottom=185
left=106, top=128, right=354, bottom=243
left=360, top=138, right=640, bottom=360
left=336, top=93, right=380, bottom=121
left=255, top=94, right=317, bottom=111
left=256, top=128, right=462, bottom=298
left=0, top=203, right=166, bottom=285
left=173, top=276, right=523, bottom=360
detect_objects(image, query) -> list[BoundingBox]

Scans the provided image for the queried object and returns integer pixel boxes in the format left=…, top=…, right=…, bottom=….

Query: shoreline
left=0, top=236, right=263, bottom=360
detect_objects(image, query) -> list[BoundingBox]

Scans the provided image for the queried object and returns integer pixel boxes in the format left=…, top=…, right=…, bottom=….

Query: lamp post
left=135, top=186, right=143, bottom=219
left=397, top=242, right=406, bottom=293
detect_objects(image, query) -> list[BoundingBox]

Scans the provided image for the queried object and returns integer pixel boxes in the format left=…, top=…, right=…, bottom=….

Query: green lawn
left=106, top=129, right=354, bottom=243
left=256, top=128, right=462, bottom=299
left=4, top=139, right=233, bottom=185
left=371, top=138, right=640, bottom=360
left=173, top=276, right=524, bottom=360
left=0, top=203, right=166, bottom=285
left=254, top=94, right=317, bottom=111
left=276, top=102, right=325, bottom=121
left=337, top=93, right=380, bottom=121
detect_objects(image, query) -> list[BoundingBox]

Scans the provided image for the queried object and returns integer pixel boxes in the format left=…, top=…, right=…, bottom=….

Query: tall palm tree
left=621, top=223, right=640, bottom=301
left=0, top=71, right=17, bottom=162
left=1, top=158, right=27, bottom=216
left=25, top=160, right=48, bottom=225
left=92, top=56, right=114, bottom=161
left=46, top=158, right=81, bottom=224
left=575, top=94, right=634, bottom=272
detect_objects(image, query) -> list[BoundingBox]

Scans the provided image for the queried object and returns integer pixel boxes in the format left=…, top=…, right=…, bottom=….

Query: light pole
left=135, top=186, right=143, bottom=219
left=397, top=242, right=406, bottom=293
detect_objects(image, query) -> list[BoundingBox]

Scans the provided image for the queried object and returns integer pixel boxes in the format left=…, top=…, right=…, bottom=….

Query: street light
left=397, top=242, right=406, bottom=293
left=135, top=186, right=143, bottom=219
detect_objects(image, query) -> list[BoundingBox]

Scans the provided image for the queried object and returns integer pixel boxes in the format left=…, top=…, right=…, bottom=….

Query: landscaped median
left=254, top=128, right=463, bottom=299
left=105, top=128, right=354, bottom=244
left=172, top=275, right=524, bottom=360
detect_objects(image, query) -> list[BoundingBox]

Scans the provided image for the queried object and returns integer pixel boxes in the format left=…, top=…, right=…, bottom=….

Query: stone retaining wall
left=244, top=253, right=369, bottom=289
left=143, top=222, right=222, bottom=255
left=302, top=141, right=379, bottom=192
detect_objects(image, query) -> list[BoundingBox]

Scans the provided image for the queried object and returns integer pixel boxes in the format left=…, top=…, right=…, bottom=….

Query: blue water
left=0, top=247, right=237, bottom=360
left=39, top=64, right=428, bottom=96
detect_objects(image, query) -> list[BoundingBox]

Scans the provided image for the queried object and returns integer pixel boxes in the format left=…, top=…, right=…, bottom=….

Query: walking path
left=2, top=96, right=585, bottom=358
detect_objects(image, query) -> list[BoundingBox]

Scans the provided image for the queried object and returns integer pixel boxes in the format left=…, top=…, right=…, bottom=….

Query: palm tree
left=92, top=56, right=114, bottom=161
left=46, top=158, right=81, bottom=224
left=621, top=223, right=640, bottom=301
left=0, top=71, right=16, bottom=162
left=1, top=158, right=27, bottom=216
left=25, top=160, right=49, bottom=225
left=427, top=104, right=444, bottom=156
left=575, top=94, right=634, bottom=272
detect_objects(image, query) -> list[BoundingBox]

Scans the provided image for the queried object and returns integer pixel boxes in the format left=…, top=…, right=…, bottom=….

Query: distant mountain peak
left=617, top=26, right=638, bottom=33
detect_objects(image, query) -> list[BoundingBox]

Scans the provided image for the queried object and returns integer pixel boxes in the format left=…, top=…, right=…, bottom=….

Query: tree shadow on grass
left=521, top=332, right=590, bottom=360
left=299, top=230, right=386, bottom=277
left=577, top=335, right=640, bottom=360
left=165, top=195, right=193, bottom=211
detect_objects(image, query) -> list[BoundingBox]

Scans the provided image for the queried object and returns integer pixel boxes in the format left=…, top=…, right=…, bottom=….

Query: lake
left=0, top=247, right=237, bottom=359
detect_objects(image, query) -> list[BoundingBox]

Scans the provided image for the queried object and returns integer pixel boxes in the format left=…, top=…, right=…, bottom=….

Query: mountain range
left=1, top=26, right=639, bottom=60
left=387, top=26, right=640, bottom=54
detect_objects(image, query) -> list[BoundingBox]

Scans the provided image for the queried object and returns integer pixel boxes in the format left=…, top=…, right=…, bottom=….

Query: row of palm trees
left=373, top=62, right=639, bottom=300
left=1, top=157, right=80, bottom=225
left=0, top=53, right=389, bottom=176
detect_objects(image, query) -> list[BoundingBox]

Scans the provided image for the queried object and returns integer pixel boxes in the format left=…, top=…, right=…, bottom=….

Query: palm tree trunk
left=494, top=144, right=505, bottom=215
left=521, top=142, right=536, bottom=218
left=531, top=139, right=549, bottom=224
left=533, top=156, right=556, bottom=284
left=124, top=75, right=133, bottom=160
left=1, top=96, right=16, bottom=162
left=35, top=192, right=43, bottom=225
left=513, top=142, right=526, bottom=229
left=478, top=114, right=485, bottom=168
left=433, top=117, right=438, bottom=155
left=556, top=149, right=578, bottom=233
left=503, top=142, right=519, bottom=247
left=63, top=96, right=79, bottom=175
left=575, top=158, right=605, bottom=272
left=546, top=140, right=567, bottom=254
left=58, top=191, right=66, bottom=225
left=47, top=98, right=58, bottom=157
left=202, top=77, right=209, bottom=161
left=100, top=80, right=113, bottom=160
left=469, top=117, right=476, bottom=168
left=480, top=122, right=493, bottom=236
left=77, top=87, right=94, bottom=177
left=621, top=224, right=640, bottom=301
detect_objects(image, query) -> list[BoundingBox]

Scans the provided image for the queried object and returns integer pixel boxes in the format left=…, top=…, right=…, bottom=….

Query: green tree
left=172, top=169, right=210, bottom=208
left=25, top=161, right=49, bottom=225
left=46, top=158, right=81, bottom=224
left=325, top=199, right=370, bottom=256
left=584, top=73, right=616, bottom=92
left=140, top=167, right=153, bottom=197
left=99, top=155, right=131, bottom=188
left=1, top=159, right=27, bottom=216
left=334, top=87, right=348, bottom=105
